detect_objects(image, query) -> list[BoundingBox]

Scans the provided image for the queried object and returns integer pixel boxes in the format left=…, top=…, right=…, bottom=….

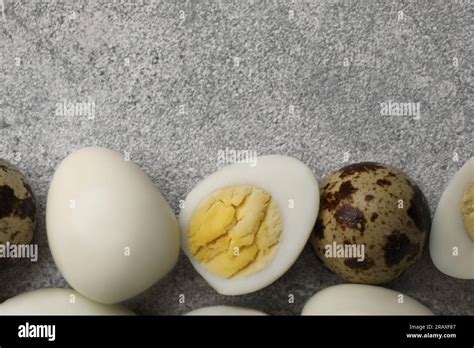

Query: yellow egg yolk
left=462, top=182, right=474, bottom=241
left=188, top=185, right=282, bottom=278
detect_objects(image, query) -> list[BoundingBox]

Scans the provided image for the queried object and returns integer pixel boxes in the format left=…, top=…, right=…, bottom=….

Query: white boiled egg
left=179, top=155, right=319, bottom=295
left=46, top=147, right=180, bottom=304
left=186, top=305, right=267, bottom=315
left=302, top=284, right=433, bottom=315
left=0, top=288, right=134, bottom=315
left=430, top=157, right=474, bottom=279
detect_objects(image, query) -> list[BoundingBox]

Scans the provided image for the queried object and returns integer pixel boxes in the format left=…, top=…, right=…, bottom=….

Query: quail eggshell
left=0, top=288, right=134, bottom=315
left=302, top=284, right=433, bottom=315
left=46, top=147, right=180, bottom=304
left=0, top=159, right=37, bottom=265
left=311, top=162, right=431, bottom=284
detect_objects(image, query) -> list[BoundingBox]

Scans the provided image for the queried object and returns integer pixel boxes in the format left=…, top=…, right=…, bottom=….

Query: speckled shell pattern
left=311, top=162, right=431, bottom=284
left=0, top=160, right=37, bottom=250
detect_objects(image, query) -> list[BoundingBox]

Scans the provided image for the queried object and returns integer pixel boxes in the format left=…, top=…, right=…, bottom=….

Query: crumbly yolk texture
left=188, top=185, right=282, bottom=278
left=462, top=182, right=474, bottom=241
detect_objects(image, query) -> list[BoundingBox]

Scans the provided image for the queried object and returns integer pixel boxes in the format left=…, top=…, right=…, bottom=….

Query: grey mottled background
left=0, top=0, right=473, bottom=315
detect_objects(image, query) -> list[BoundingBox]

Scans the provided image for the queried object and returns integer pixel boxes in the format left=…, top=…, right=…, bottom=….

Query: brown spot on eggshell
left=406, top=181, right=431, bottom=233
left=321, top=181, right=357, bottom=211
left=16, top=196, right=36, bottom=221
left=370, top=212, right=378, bottom=222
left=313, top=218, right=325, bottom=240
left=0, top=185, right=17, bottom=219
left=338, top=162, right=385, bottom=179
left=339, top=181, right=357, bottom=197
left=365, top=194, right=374, bottom=202
left=323, top=182, right=336, bottom=191
left=383, top=232, right=416, bottom=267
left=334, top=204, right=367, bottom=232
left=0, top=185, right=36, bottom=221
left=344, top=257, right=375, bottom=270
left=376, top=179, right=391, bottom=187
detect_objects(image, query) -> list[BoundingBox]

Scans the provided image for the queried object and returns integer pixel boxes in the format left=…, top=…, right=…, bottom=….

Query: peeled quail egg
left=0, top=159, right=37, bottom=265
left=186, top=305, right=266, bottom=315
left=179, top=155, right=319, bottom=295
left=0, top=288, right=133, bottom=315
left=430, top=157, right=474, bottom=279
left=311, top=162, right=431, bottom=284
left=46, top=147, right=180, bottom=304
left=302, top=284, right=433, bottom=315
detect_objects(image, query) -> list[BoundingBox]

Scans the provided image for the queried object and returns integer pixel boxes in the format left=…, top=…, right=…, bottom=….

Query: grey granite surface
left=0, top=0, right=472, bottom=315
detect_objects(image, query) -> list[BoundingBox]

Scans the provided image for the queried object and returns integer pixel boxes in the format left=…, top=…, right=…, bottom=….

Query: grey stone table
left=0, top=0, right=472, bottom=315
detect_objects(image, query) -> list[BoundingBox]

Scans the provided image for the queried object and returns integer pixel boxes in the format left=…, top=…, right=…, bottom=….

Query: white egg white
left=46, top=146, right=180, bottom=304
left=301, top=284, right=433, bottom=315
left=179, top=155, right=319, bottom=295
left=430, top=157, right=474, bottom=279
left=186, top=305, right=267, bottom=316
left=0, top=288, right=134, bottom=315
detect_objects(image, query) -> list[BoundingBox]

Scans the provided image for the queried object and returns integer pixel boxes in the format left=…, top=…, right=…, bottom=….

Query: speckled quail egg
left=179, top=155, right=319, bottom=295
left=311, top=162, right=431, bottom=284
left=186, top=305, right=267, bottom=315
left=301, top=284, right=433, bottom=315
left=0, top=159, right=37, bottom=265
left=0, top=288, right=134, bottom=315
left=47, top=147, right=180, bottom=304
left=430, top=157, right=474, bottom=279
